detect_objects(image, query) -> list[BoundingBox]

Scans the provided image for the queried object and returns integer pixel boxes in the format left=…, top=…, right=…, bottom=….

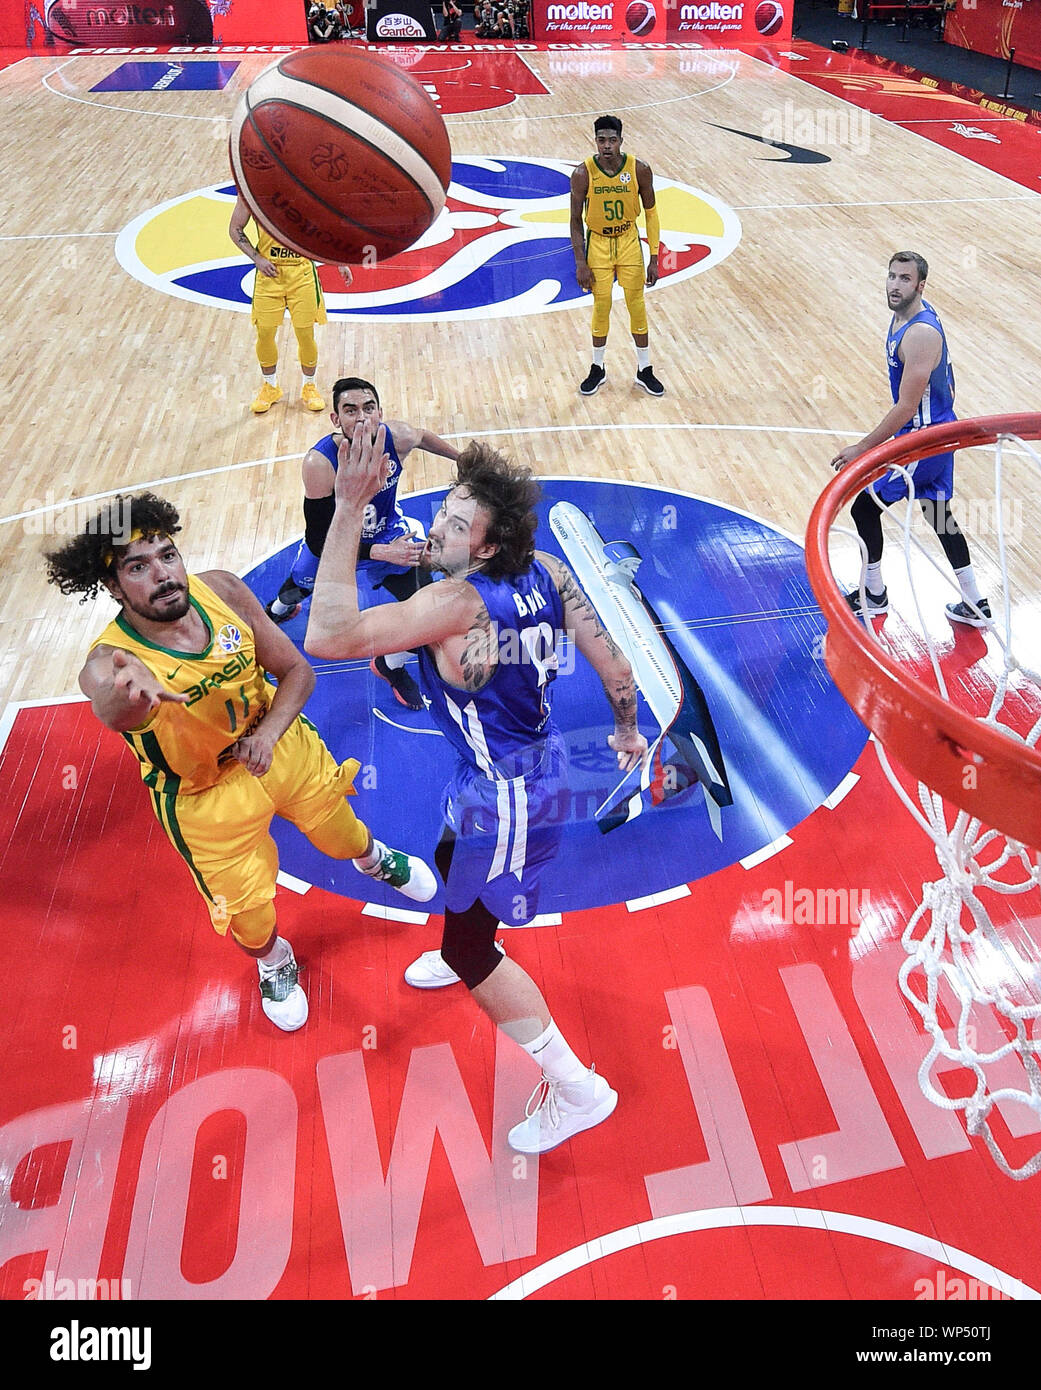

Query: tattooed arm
left=539, top=551, right=647, bottom=772
left=457, top=599, right=498, bottom=692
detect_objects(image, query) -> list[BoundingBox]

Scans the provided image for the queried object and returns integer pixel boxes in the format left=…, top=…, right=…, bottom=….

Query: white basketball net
left=843, top=431, right=1041, bottom=1180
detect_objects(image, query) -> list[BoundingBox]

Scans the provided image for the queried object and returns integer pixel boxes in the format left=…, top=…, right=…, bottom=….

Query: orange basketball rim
left=806, top=413, right=1041, bottom=849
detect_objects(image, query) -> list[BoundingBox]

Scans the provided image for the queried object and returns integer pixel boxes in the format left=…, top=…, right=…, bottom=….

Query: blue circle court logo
left=114, top=158, right=742, bottom=322
left=244, top=479, right=868, bottom=915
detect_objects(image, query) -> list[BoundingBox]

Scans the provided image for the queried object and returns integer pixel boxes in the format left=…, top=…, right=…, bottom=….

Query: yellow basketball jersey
left=583, top=154, right=642, bottom=239
left=254, top=222, right=307, bottom=268
left=88, top=576, right=275, bottom=796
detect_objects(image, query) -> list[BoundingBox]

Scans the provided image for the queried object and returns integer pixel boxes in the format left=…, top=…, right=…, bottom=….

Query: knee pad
left=590, top=287, right=613, bottom=339
left=440, top=904, right=503, bottom=990
left=293, top=324, right=318, bottom=371
left=623, top=283, right=647, bottom=337
left=255, top=324, right=279, bottom=368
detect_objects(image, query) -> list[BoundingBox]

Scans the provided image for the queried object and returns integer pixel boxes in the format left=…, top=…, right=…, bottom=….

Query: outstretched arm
left=79, top=646, right=189, bottom=733
left=304, top=423, right=476, bottom=660
left=388, top=419, right=460, bottom=462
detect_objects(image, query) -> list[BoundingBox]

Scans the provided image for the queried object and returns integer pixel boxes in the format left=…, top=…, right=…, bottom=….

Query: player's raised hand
left=831, top=444, right=862, bottom=472
left=335, top=421, right=391, bottom=508
left=110, top=649, right=189, bottom=718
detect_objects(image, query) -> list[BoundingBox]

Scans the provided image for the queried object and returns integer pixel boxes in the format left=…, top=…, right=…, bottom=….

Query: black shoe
left=579, top=364, right=606, bottom=396
left=371, top=656, right=425, bottom=711
left=635, top=366, right=665, bottom=397
left=844, top=586, right=889, bottom=617
left=265, top=600, right=301, bottom=626
left=946, top=597, right=991, bottom=627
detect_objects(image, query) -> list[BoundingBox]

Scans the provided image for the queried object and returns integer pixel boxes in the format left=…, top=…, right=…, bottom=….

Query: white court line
left=760, top=49, right=1041, bottom=201
left=487, top=1206, right=1041, bottom=1300
left=361, top=903, right=431, bottom=924
left=626, top=885, right=691, bottom=912
left=740, top=834, right=793, bottom=869
left=0, top=424, right=851, bottom=529
left=735, top=194, right=1035, bottom=211
left=40, top=58, right=227, bottom=122
left=443, top=64, right=740, bottom=124
left=0, top=232, right=116, bottom=242
left=275, top=871, right=311, bottom=895
left=823, top=772, right=860, bottom=810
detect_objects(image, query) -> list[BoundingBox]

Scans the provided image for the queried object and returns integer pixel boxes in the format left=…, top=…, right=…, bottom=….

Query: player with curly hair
left=306, top=431, right=648, bottom=1153
left=45, top=492, right=435, bottom=1033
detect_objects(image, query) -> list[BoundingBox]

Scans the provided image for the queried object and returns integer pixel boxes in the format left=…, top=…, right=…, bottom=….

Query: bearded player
left=45, top=494, right=435, bottom=1033
left=306, top=426, right=648, bottom=1154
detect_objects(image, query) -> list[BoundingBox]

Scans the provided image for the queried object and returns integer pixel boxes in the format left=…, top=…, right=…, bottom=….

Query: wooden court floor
left=2, top=38, right=1041, bottom=1316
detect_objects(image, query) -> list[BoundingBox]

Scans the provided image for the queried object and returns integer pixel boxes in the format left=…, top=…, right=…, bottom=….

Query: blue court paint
left=243, top=480, right=867, bottom=915
left=90, top=62, right=239, bottom=93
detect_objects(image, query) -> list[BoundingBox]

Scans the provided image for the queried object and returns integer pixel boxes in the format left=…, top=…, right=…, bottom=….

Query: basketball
left=44, top=0, right=213, bottom=45
left=229, top=49, right=453, bottom=266
left=625, top=1, right=656, bottom=35
left=754, top=0, right=784, bottom=35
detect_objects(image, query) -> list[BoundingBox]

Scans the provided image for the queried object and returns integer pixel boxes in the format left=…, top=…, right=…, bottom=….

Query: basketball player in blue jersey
left=306, top=426, right=648, bottom=1154
left=830, top=252, right=990, bottom=626
left=265, top=377, right=460, bottom=711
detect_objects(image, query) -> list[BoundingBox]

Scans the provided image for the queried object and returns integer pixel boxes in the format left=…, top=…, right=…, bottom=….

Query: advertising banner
left=945, top=0, right=1041, bottom=73
left=530, top=0, right=791, bottom=44
left=14, top=0, right=308, bottom=50
left=365, top=0, right=439, bottom=39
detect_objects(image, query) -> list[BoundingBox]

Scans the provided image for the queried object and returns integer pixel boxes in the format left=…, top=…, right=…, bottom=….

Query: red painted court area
left=1, top=694, right=1039, bottom=1304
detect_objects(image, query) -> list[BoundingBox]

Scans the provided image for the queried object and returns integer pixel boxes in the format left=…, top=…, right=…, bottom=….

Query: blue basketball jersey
left=886, top=299, right=956, bottom=432
left=314, top=426, right=405, bottom=541
left=417, top=560, right=565, bottom=775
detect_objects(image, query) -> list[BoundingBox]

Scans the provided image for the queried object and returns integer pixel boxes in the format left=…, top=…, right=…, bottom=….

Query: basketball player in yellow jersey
left=44, top=493, right=435, bottom=1033
left=229, top=193, right=354, bottom=416
left=570, top=114, right=664, bottom=398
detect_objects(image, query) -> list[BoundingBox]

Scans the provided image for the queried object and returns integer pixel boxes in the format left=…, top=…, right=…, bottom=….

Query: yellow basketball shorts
left=251, top=261, right=327, bottom=329
left=150, top=715, right=361, bottom=932
left=586, top=229, right=647, bottom=338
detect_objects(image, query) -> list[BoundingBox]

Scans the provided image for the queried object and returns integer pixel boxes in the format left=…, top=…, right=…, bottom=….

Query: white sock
left=592, top=346, right=606, bottom=367
left=955, top=565, right=983, bottom=604
left=636, top=346, right=651, bottom=371
left=355, top=837, right=385, bottom=873
left=302, top=371, right=317, bottom=386
left=269, top=596, right=292, bottom=616
left=262, top=368, right=277, bottom=386
left=521, top=1019, right=588, bottom=1084
left=384, top=651, right=408, bottom=670
left=865, top=563, right=884, bottom=595
left=258, top=936, right=292, bottom=974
